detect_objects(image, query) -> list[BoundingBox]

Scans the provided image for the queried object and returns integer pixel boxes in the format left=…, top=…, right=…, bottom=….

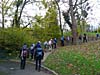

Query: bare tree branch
left=22, top=22, right=30, bottom=29
left=74, top=0, right=88, bottom=7
left=73, top=0, right=78, bottom=10
left=4, top=1, right=14, bottom=15
left=18, top=0, right=30, bottom=25
left=4, top=0, right=9, bottom=6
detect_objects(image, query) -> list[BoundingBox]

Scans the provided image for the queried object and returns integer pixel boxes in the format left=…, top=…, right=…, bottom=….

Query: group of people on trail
left=19, top=33, right=100, bottom=72
left=19, top=41, right=44, bottom=72
left=78, top=33, right=88, bottom=43
left=19, top=37, right=58, bottom=71
left=19, top=34, right=94, bottom=71
left=60, top=36, right=73, bottom=46
left=43, top=38, right=57, bottom=50
left=60, top=33, right=88, bottom=45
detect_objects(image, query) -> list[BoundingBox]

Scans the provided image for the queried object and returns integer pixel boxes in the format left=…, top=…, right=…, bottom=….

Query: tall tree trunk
left=69, top=0, right=77, bottom=45
left=55, top=0, right=63, bottom=36
left=15, top=6, right=19, bottom=28
left=1, top=0, right=4, bottom=28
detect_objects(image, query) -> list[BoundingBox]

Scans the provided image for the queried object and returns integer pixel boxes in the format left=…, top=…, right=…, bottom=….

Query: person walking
left=83, top=33, right=87, bottom=42
left=20, top=43, right=28, bottom=69
left=96, top=33, right=99, bottom=40
left=48, top=39, right=52, bottom=50
left=78, top=34, right=82, bottom=44
left=53, top=38, right=57, bottom=48
left=61, top=36, right=65, bottom=46
left=30, top=44, right=35, bottom=59
left=66, top=36, right=70, bottom=45
left=34, top=41, right=44, bottom=71
left=44, top=41, right=48, bottom=49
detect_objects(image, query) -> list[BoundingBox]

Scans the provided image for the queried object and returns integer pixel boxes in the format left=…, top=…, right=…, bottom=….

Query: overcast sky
left=0, top=0, right=100, bottom=28
left=87, top=0, right=100, bottom=27
left=25, top=0, right=100, bottom=28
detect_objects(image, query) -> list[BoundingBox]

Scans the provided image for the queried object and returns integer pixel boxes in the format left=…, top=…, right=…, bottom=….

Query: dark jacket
left=34, top=43, right=44, bottom=60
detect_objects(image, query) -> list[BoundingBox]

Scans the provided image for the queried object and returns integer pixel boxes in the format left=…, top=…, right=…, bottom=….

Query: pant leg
left=35, top=59, right=38, bottom=70
left=55, top=43, right=57, bottom=48
left=62, top=41, right=64, bottom=46
left=20, top=57, right=26, bottom=69
left=51, top=44, right=53, bottom=49
left=23, top=57, right=26, bottom=69
left=38, top=59, right=41, bottom=71
left=20, top=58, right=23, bottom=69
left=49, top=45, right=52, bottom=50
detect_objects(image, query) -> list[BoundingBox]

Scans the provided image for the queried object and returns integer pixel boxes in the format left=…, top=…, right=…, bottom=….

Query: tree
left=1, top=0, right=4, bottom=28
left=75, top=0, right=90, bottom=33
left=0, top=0, right=31, bottom=28
left=32, top=0, right=60, bottom=41
left=62, top=0, right=89, bottom=44
left=69, top=0, right=78, bottom=44
left=12, top=0, right=30, bottom=28
left=80, top=0, right=90, bottom=33
left=41, top=0, right=61, bottom=36
left=0, top=0, right=14, bottom=28
left=44, top=3, right=60, bottom=38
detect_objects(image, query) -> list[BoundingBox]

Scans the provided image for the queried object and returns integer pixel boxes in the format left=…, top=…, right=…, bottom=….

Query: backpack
left=61, top=37, right=64, bottom=41
left=22, top=50, right=27, bottom=57
left=30, top=46, right=34, bottom=50
left=36, top=48, right=43, bottom=57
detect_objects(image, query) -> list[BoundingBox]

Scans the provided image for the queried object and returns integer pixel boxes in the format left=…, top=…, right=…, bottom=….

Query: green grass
left=64, top=31, right=97, bottom=37
left=44, top=40, right=100, bottom=75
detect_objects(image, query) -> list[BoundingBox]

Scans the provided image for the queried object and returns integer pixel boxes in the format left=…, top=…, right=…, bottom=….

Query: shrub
left=0, top=28, right=34, bottom=53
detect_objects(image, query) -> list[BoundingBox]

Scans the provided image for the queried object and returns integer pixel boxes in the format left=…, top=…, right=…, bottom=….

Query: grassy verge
left=44, top=40, right=100, bottom=75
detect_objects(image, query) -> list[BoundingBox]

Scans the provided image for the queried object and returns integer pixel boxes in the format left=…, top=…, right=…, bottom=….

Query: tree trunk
left=55, top=0, right=63, bottom=36
left=1, top=0, right=4, bottom=28
left=15, top=6, right=19, bottom=28
left=69, top=0, right=77, bottom=45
